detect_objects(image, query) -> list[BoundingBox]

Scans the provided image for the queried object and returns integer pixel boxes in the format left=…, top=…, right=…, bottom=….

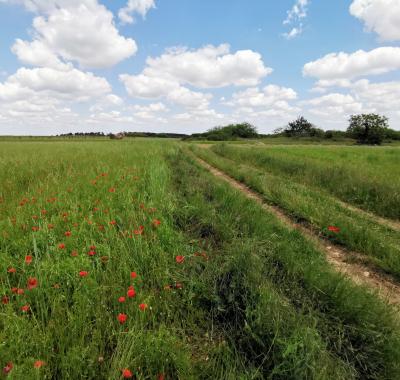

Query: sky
left=0, top=0, right=399, bottom=135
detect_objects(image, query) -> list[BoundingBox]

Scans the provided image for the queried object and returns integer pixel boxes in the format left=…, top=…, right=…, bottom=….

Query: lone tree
left=284, top=116, right=323, bottom=137
left=347, top=114, right=388, bottom=145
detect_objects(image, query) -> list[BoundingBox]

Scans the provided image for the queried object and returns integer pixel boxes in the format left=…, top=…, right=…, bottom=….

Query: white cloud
left=142, top=44, right=271, bottom=88
left=283, top=0, right=309, bottom=39
left=119, top=0, right=156, bottom=24
left=350, top=0, right=400, bottom=41
left=9, top=1, right=137, bottom=69
left=306, top=93, right=363, bottom=116
left=303, top=47, right=400, bottom=81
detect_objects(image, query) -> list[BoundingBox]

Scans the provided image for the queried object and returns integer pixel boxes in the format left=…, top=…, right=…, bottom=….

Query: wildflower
left=41, top=209, right=47, bottom=215
left=31, top=226, right=39, bottom=232
left=158, top=374, right=165, bottom=380
left=32, top=215, right=38, bottom=220
left=109, top=220, right=116, bottom=226
left=25, top=255, right=33, bottom=265
left=2, top=296, right=9, bottom=304
left=139, top=303, right=148, bottom=311
left=118, top=296, right=126, bottom=303
left=48, top=224, right=54, bottom=229
left=117, top=313, right=127, bottom=324
left=88, top=250, right=96, bottom=257
left=11, top=288, right=24, bottom=295
left=27, top=277, right=38, bottom=290
left=79, top=271, right=89, bottom=278
left=109, top=187, right=116, bottom=193
left=34, top=360, right=45, bottom=369
left=3, top=362, right=13, bottom=375
left=121, top=368, right=133, bottom=378
left=64, top=231, right=72, bottom=237
left=58, top=243, right=66, bottom=249
left=90, top=245, right=96, bottom=250
left=175, top=283, right=183, bottom=289
left=130, top=272, right=137, bottom=279
left=127, top=287, right=136, bottom=298
left=175, top=255, right=185, bottom=264
left=71, top=250, right=79, bottom=257
left=152, top=219, right=161, bottom=227
left=21, top=304, right=30, bottom=312
left=7, top=267, right=16, bottom=274
left=328, top=226, right=340, bottom=233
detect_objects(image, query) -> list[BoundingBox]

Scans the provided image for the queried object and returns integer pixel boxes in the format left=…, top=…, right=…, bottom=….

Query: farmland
left=1, top=139, right=400, bottom=379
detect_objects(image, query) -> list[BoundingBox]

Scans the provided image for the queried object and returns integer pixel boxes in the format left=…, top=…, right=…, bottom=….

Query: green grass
left=1, top=139, right=400, bottom=379
left=190, top=145, right=400, bottom=278
left=208, top=143, right=400, bottom=221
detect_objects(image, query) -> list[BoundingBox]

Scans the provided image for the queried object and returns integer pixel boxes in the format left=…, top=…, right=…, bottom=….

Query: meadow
left=1, top=139, right=400, bottom=379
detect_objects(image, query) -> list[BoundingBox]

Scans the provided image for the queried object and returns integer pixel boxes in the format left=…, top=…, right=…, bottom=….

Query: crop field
left=1, top=139, right=400, bottom=379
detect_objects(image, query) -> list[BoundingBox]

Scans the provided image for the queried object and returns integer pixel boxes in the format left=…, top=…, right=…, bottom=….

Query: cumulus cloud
left=350, top=0, right=400, bottom=41
left=9, top=0, right=137, bottom=69
left=119, top=0, right=156, bottom=24
left=303, top=47, right=400, bottom=81
left=305, top=93, right=363, bottom=116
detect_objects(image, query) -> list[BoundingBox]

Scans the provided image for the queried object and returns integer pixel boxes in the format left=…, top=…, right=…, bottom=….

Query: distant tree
left=347, top=114, right=389, bottom=145
left=284, top=117, right=317, bottom=137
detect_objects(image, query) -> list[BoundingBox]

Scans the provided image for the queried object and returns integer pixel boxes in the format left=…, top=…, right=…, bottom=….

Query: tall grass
left=209, top=144, right=400, bottom=220
left=191, top=145, right=400, bottom=279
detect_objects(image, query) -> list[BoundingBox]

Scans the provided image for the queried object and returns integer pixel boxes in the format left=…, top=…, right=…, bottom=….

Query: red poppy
left=90, top=245, right=96, bottom=250
left=127, top=287, right=136, bottom=298
left=109, top=220, right=116, bottom=226
left=21, top=304, right=30, bottom=312
left=122, top=368, right=133, bottom=378
left=31, top=226, right=39, bottom=232
left=328, top=226, right=341, bottom=233
left=139, top=303, right=148, bottom=311
left=79, top=271, right=89, bottom=277
left=130, top=272, right=137, bottom=279
left=118, top=296, right=126, bottom=303
left=7, top=267, right=16, bottom=274
left=175, top=255, right=185, bottom=264
left=64, top=231, right=72, bottom=237
left=2, top=296, right=9, bottom=304
left=25, top=255, right=33, bottom=265
left=158, top=374, right=165, bottom=380
left=109, top=188, right=116, bottom=193
left=41, top=209, right=47, bottom=215
left=34, top=360, right=45, bottom=369
left=11, top=287, right=24, bottom=295
left=58, top=243, right=66, bottom=249
left=32, top=215, right=38, bottom=220
left=3, top=362, right=13, bottom=374
left=88, top=250, right=96, bottom=257
left=27, top=277, right=38, bottom=290
left=48, top=224, right=54, bottom=229
left=175, top=283, right=183, bottom=289
left=152, top=219, right=161, bottom=227
left=117, top=313, right=127, bottom=324
left=71, top=250, right=78, bottom=257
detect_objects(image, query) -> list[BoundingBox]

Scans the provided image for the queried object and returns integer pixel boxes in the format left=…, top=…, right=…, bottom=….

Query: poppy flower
left=2, top=296, right=9, bottom=304
left=122, top=368, right=133, bottom=378
left=71, top=250, right=78, bottom=257
left=88, top=250, right=96, bottom=257
left=152, top=219, right=161, bottom=227
left=139, top=303, right=148, bottom=311
left=109, top=220, right=116, bottom=226
left=79, top=271, right=89, bottom=278
left=11, top=287, right=24, bottom=295
left=7, top=267, right=16, bottom=274
left=90, top=245, right=96, bottom=250
left=127, top=287, right=136, bottom=298
left=27, top=277, right=38, bottom=290
left=64, top=231, right=72, bottom=237
left=58, top=243, right=66, bottom=249
left=25, top=255, right=33, bottom=265
left=41, top=209, right=47, bottom=215
left=48, top=224, right=54, bottom=229
left=3, top=362, right=13, bottom=374
left=21, top=304, right=30, bottom=312
left=108, top=188, right=116, bottom=193
left=117, top=313, right=127, bottom=324
left=175, top=255, right=185, bottom=264
left=32, top=215, right=38, bottom=220
left=130, top=272, right=137, bottom=279
left=158, top=374, right=165, bottom=380
left=328, top=226, right=341, bottom=233
left=118, top=296, right=126, bottom=303
left=31, top=226, right=39, bottom=232
left=175, top=283, right=183, bottom=289
left=34, top=360, right=45, bottom=369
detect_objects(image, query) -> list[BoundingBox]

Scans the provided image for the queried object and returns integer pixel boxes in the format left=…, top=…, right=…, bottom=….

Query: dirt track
left=195, top=155, right=400, bottom=306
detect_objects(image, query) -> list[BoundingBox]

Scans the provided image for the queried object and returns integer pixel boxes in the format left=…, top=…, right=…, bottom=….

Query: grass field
left=1, top=139, right=400, bottom=379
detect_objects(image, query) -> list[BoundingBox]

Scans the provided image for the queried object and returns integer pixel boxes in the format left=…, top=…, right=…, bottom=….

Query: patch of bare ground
left=194, top=156, right=400, bottom=306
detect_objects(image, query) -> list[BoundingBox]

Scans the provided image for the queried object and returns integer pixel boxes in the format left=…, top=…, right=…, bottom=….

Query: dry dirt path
left=194, top=155, right=400, bottom=306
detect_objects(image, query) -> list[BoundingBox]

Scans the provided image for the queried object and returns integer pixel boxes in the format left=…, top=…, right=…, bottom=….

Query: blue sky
left=0, top=0, right=399, bottom=135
